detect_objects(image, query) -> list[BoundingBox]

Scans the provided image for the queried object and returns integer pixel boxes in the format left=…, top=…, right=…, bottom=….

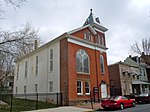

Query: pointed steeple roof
left=83, top=9, right=101, bottom=26
left=83, top=9, right=108, bottom=32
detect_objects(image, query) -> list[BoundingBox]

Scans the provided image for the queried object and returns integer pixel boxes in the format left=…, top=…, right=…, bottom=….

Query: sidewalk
left=23, top=102, right=102, bottom=112
left=23, top=106, right=93, bottom=112
left=75, top=102, right=102, bottom=110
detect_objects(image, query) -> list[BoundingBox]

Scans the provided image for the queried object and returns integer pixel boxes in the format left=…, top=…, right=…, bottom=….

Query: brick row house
left=108, top=55, right=150, bottom=96
left=13, top=10, right=110, bottom=105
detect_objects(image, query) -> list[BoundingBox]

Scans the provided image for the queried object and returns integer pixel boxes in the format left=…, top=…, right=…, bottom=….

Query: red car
left=101, top=96, right=136, bottom=110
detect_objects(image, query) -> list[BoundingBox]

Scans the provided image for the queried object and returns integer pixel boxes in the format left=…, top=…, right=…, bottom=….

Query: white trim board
left=67, top=38, right=106, bottom=53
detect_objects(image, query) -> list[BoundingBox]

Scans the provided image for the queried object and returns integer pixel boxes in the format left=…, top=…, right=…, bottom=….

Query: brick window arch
left=76, top=49, right=90, bottom=74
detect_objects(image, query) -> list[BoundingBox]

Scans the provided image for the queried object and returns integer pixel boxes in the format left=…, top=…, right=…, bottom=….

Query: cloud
left=1, top=0, right=150, bottom=65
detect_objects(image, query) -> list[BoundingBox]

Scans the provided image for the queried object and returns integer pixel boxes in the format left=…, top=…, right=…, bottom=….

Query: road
left=96, top=103, right=150, bottom=112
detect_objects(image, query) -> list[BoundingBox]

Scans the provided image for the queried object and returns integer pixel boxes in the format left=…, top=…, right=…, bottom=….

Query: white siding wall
left=13, top=41, right=60, bottom=94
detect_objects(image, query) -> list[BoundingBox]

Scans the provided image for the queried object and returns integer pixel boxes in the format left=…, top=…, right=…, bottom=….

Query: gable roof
left=124, top=57, right=139, bottom=67
left=67, top=24, right=97, bottom=35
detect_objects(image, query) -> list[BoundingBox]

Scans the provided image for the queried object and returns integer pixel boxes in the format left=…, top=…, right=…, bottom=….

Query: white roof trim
left=132, top=80, right=150, bottom=85
left=94, top=27, right=104, bottom=33
left=68, top=24, right=97, bottom=35
left=92, top=23, right=108, bottom=32
left=88, top=25, right=97, bottom=35
left=67, top=34, right=107, bottom=53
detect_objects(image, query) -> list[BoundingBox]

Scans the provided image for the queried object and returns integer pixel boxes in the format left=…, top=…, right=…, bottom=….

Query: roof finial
left=90, top=9, right=93, bottom=13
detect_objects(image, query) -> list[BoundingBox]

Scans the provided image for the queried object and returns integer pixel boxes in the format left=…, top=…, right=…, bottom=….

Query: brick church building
left=14, top=10, right=110, bottom=105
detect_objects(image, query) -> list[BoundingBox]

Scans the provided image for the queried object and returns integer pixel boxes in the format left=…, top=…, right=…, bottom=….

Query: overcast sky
left=1, top=0, right=150, bottom=64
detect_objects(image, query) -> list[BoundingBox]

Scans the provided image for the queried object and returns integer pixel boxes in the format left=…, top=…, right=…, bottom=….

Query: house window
left=101, top=35, right=105, bottom=46
left=50, top=49, right=53, bottom=72
left=85, top=81, right=90, bottom=95
left=16, top=87, right=18, bottom=94
left=35, top=56, right=38, bottom=76
left=143, top=69, right=146, bottom=76
left=24, top=86, right=26, bottom=94
left=17, top=65, right=19, bottom=80
left=96, top=34, right=105, bottom=46
left=25, top=61, right=27, bottom=78
left=137, top=76, right=139, bottom=79
left=77, top=80, right=83, bottom=95
left=8, top=82, right=13, bottom=87
left=100, top=55, right=105, bottom=74
left=96, top=35, right=101, bottom=44
left=49, top=81, right=53, bottom=92
left=122, top=72, right=125, bottom=76
left=76, top=49, right=90, bottom=74
left=35, top=84, right=38, bottom=93
left=140, top=68, right=142, bottom=73
left=84, top=32, right=92, bottom=41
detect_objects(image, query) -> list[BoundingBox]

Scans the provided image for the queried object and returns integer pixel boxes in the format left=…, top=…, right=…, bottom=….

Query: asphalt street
left=96, top=103, right=150, bottom=112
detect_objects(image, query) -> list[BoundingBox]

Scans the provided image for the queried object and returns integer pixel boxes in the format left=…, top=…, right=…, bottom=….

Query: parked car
left=135, top=92, right=150, bottom=103
left=101, top=96, right=136, bottom=110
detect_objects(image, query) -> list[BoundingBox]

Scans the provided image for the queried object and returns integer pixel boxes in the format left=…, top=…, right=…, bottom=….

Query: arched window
left=100, top=55, right=105, bottom=74
left=76, top=49, right=90, bottom=74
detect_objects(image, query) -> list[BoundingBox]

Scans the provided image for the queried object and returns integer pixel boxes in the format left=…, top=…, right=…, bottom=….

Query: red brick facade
left=108, top=64, right=122, bottom=96
left=60, top=26, right=110, bottom=105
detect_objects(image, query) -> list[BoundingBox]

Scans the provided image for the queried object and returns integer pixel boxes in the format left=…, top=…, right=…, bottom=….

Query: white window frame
left=76, top=49, right=90, bottom=74
left=50, top=49, right=53, bottom=72
left=49, top=81, right=53, bottom=92
left=101, top=35, right=104, bottom=46
left=96, top=35, right=101, bottom=44
left=25, top=61, right=27, bottom=78
left=35, top=84, right=38, bottom=93
left=85, top=81, right=90, bottom=95
left=100, top=55, right=105, bottom=74
left=35, top=56, right=38, bottom=76
left=24, top=86, right=26, bottom=94
left=84, top=32, right=92, bottom=41
left=16, top=65, right=19, bottom=80
left=77, top=80, right=83, bottom=95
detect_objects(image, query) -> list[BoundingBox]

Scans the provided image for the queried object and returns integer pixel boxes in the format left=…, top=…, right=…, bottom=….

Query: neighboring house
left=0, top=71, right=14, bottom=93
left=140, top=52, right=150, bottom=83
left=108, top=62, right=138, bottom=96
left=3, top=74, right=14, bottom=92
left=13, top=10, right=110, bottom=105
left=146, top=66, right=150, bottom=83
left=124, top=56, right=150, bottom=94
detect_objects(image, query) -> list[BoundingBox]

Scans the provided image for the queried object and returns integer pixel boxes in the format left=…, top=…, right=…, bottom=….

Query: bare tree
left=0, top=23, right=40, bottom=87
left=4, top=0, right=27, bottom=8
left=0, top=23, right=40, bottom=57
left=0, top=0, right=27, bottom=19
left=131, top=38, right=150, bottom=64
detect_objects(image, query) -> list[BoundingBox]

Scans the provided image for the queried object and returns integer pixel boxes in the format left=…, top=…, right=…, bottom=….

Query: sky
left=1, top=0, right=150, bottom=64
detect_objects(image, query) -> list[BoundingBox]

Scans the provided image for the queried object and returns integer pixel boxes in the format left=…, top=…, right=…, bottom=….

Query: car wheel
left=132, top=102, right=136, bottom=107
left=120, top=103, right=124, bottom=110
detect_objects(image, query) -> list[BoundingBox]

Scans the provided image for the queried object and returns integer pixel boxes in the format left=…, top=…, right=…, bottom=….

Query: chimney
left=34, top=40, right=38, bottom=50
left=129, top=55, right=132, bottom=58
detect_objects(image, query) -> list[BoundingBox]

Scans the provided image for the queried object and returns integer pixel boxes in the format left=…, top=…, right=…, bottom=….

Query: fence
left=0, top=92, right=62, bottom=112
left=0, top=87, right=13, bottom=94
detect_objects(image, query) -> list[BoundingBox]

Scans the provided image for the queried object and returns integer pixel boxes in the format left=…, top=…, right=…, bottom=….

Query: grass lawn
left=0, top=95, right=57, bottom=112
